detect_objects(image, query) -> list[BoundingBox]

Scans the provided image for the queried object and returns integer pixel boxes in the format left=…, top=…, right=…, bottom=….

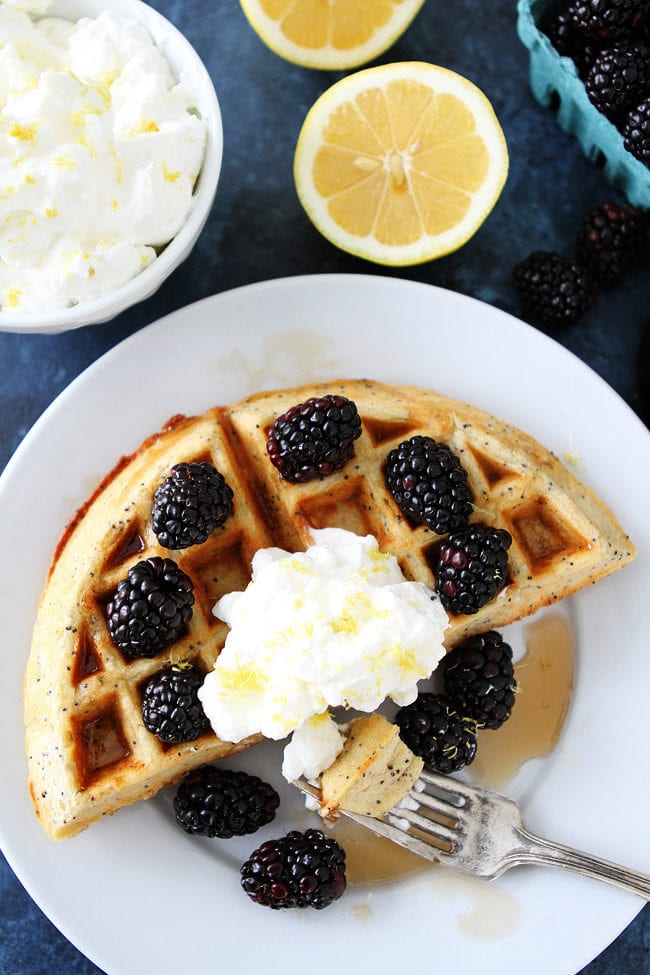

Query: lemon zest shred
left=9, top=122, right=39, bottom=142
left=108, top=142, right=123, bottom=184
left=217, top=664, right=268, bottom=694
left=52, top=154, right=78, bottom=171
left=76, top=136, right=98, bottom=158
left=130, top=119, right=159, bottom=136
left=162, top=162, right=181, bottom=183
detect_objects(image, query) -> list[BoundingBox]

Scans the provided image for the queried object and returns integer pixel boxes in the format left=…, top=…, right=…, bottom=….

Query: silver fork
left=295, top=770, right=650, bottom=899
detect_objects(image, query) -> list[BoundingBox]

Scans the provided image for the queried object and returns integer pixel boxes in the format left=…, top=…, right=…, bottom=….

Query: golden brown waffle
left=24, top=379, right=635, bottom=840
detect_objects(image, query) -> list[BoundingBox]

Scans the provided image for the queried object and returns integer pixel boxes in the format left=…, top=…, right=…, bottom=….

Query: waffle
left=24, top=379, right=636, bottom=840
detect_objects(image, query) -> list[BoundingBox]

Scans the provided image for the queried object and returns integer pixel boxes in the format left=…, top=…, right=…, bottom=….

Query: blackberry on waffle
left=152, top=461, right=234, bottom=549
left=141, top=664, right=210, bottom=744
left=266, top=394, right=362, bottom=482
left=384, top=435, right=474, bottom=534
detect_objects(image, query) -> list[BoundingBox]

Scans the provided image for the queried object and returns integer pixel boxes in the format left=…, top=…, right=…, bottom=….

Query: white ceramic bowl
left=0, top=0, right=222, bottom=334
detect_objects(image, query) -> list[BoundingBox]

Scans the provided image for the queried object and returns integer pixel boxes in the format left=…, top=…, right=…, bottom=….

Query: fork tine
left=389, top=805, right=458, bottom=847
left=407, top=787, right=462, bottom=821
left=418, top=769, right=473, bottom=805
left=342, top=807, right=457, bottom=865
left=336, top=809, right=445, bottom=862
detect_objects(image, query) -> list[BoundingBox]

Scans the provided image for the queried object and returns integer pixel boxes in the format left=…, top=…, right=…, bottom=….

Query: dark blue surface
left=1, top=2, right=649, bottom=973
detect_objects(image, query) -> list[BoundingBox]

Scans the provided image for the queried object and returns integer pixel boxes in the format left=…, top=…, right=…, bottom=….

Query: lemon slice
left=293, top=62, right=509, bottom=266
left=239, top=0, right=426, bottom=70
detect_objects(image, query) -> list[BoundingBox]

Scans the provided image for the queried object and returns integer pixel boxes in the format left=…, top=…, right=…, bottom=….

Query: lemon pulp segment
left=260, top=0, right=399, bottom=50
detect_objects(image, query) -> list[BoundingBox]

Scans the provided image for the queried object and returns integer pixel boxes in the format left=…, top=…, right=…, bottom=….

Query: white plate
left=1, top=274, right=648, bottom=975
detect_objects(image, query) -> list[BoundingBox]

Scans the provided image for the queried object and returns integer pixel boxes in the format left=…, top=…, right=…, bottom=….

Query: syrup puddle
left=470, top=611, right=576, bottom=790
left=430, top=872, right=524, bottom=942
left=330, top=817, right=429, bottom=887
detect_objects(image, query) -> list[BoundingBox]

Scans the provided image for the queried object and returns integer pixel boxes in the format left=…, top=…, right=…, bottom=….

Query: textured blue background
left=0, top=1, right=648, bottom=973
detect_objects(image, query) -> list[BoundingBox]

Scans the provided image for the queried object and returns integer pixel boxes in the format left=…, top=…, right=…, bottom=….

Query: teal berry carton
left=516, top=0, right=650, bottom=207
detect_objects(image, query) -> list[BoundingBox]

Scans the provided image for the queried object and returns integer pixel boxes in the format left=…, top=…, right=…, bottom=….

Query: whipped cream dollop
left=0, top=0, right=206, bottom=312
left=199, top=528, right=449, bottom=782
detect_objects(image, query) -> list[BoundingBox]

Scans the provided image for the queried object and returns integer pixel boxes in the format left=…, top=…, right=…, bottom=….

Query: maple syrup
left=72, top=628, right=102, bottom=684
left=331, top=816, right=429, bottom=886
left=104, top=526, right=146, bottom=569
left=470, top=611, right=576, bottom=790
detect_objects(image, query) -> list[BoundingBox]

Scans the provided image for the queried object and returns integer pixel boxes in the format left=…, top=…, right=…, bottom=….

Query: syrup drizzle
left=72, top=628, right=102, bottom=684
left=470, top=611, right=576, bottom=790
left=104, top=526, right=145, bottom=569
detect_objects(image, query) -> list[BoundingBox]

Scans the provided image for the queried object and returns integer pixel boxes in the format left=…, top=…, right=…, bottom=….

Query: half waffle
left=24, top=379, right=635, bottom=840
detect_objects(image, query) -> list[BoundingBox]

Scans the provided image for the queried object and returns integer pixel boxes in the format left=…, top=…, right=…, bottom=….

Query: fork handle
left=517, top=828, right=650, bottom=900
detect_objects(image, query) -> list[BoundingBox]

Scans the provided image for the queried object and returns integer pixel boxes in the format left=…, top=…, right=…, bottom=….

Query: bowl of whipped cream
left=0, top=0, right=222, bottom=332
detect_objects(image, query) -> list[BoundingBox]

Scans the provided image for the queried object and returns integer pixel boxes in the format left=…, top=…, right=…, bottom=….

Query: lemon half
left=293, top=61, right=509, bottom=266
left=239, top=0, right=426, bottom=70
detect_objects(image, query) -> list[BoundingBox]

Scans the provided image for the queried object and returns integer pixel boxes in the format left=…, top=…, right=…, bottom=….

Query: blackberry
left=570, top=0, right=649, bottom=44
left=623, top=94, right=650, bottom=162
left=542, top=5, right=578, bottom=55
left=241, top=829, right=346, bottom=909
left=435, top=523, right=512, bottom=616
left=512, top=251, right=597, bottom=328
left=541, top=4, right=601, bottom=74
left=441, top=631, right=517, bottom=730
left=266, top=394, right=362, bottom=482
left=174, top=766, right=280, bottom=838
left=141, top=664, right=210, bottom=743
left=106, top=557, right=194, bottom=660
left=395, top=692, right=477, bottom=774
left=584, top=44, right=650, bottom=120
left=152, top=462, right=234, bottom=550
left=577, top=201, right=648, bottom=284
left=384, top=436, right=474, bottom=534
